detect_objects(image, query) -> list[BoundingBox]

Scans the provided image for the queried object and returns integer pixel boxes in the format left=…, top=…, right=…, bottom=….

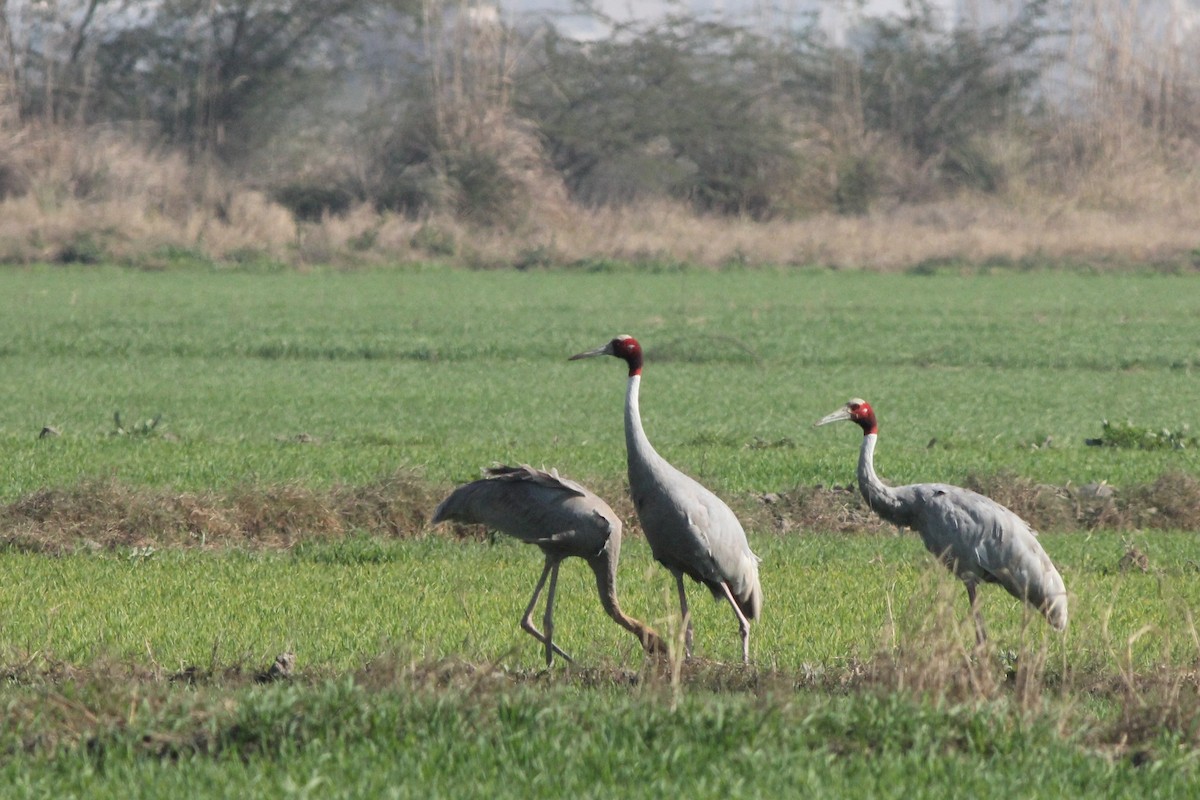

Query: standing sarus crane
left=814, top=398, right=1068, bottom=643
left=431, top=464, right=664, bottom=666
left=571, top=335, right=762, bottom=663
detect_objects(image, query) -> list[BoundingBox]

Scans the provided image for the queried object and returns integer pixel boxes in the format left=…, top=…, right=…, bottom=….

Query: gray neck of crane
left=624, top=374, right=666, bottom=479
left=858, top=433, right=907, bottom=525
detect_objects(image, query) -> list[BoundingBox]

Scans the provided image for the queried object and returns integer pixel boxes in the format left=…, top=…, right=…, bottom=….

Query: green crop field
left=0, top=264, right=1198, bottom=797
left=0, top=266, right=1197, bottom=496
left=2, top=530, right=1195, bottom=671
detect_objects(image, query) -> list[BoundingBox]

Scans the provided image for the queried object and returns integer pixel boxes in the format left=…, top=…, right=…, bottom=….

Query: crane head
left=569, top=334, right=643, bottom=376
left=814, top=398, right=878, bottom=435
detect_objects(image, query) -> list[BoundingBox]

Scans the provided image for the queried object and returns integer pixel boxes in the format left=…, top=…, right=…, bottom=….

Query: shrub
left=410, top=225, right=456, bottom=257
left=1086, top=419, right=1197, bottom=450
left=445, top=147, right=522, bottom=226
left=834, top=155, right=881, bottom=216
left=517, top=19, right=808, bottom=219
left=274, top=182, right=358, bottom=222
left=58, top=231, right=107, bottom=264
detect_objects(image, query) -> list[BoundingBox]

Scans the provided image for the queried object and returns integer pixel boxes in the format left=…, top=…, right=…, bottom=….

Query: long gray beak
left=569, top=341, right=614, bottom=361
left=814, top=406, right=852, bottom=428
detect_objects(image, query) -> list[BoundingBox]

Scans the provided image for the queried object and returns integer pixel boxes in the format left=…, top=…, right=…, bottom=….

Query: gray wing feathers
left=481, top=464, right=589, bottom=497
left=433, top=464, right=618, bottom=556
left=916, top=485, right=1068, bottom=630
left=632, top=459, right=762, bottom=620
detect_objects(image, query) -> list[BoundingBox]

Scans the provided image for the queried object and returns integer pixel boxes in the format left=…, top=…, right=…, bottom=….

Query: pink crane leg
left=674, top=572, right=693, bottom=658
left=520, top=559, right=573, bottom=665
left=718, top=581, right=751, bottom=664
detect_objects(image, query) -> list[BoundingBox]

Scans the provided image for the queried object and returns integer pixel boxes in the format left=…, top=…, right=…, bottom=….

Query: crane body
left=432, top=464, right=663, bottom=666
left=816, top=398, right=1068, bottom=642
left=572, top=335, right=762, bottom=663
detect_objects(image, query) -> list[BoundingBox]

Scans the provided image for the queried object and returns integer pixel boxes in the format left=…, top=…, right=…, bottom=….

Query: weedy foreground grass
left=0, top=663, right=1197, bottom=799
left=0, top=530, right=1197, bottom=797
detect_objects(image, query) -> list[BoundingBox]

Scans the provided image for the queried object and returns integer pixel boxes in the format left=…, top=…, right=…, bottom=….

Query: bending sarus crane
left=571, top=335, right=762, bottom=663
left=432, top=464, right=664, bottom=666
left=814, top=398, right=1068, bottom=643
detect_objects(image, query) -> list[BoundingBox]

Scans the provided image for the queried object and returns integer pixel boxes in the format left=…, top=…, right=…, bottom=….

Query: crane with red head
left=815, top=398, right=1068, bottom=643
left=571, top=335, right=762, bottom=663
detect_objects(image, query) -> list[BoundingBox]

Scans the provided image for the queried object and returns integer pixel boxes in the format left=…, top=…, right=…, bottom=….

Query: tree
left=849, top=0, right=1051, bottom=189
left=517, top=16, right=812, bottom=218
left=3, top=0, right=417, bottom=160
left=112, top=1, right=424, bottom=159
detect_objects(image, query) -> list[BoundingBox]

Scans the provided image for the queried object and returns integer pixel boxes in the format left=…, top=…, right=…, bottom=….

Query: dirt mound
left=2, top=471, right=1197, bottom=554
left=744, top=471, right=1200, bottom=537
left=0, top=471, right=441, bottom=554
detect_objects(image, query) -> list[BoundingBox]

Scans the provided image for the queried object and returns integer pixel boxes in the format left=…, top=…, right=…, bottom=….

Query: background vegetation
left=1, top=0, right=1199, bottom=269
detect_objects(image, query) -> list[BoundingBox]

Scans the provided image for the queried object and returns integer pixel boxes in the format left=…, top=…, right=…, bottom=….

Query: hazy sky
left=500, top=0, right=913, bottom=41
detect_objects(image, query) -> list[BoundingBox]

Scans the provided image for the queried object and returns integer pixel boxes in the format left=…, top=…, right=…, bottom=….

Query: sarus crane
left=815, top=398, right=1068, bottom=643
left=431, top=464, right=664, bottom=666
left=571, top=335, right=762, bottom=663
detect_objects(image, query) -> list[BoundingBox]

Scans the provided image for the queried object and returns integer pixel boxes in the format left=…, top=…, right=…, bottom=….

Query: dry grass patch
left=0, top=125, right=299, bottom=266
left=2, top=123, right=1200, bottom=271
left=1123, top=472, right=1200, bottom=531
left=2, top=470, right=1197, bottom=555
left=747, top=471, right=1200, bottom=537
left=549, top=196, right=1200, bottom=271
left=0, top=471, right=442, bottom=553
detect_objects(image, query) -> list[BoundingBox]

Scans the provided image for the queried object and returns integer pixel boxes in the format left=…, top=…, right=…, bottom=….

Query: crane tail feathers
left=1043, top=592, right=1068, bottom=631
left=432, top=464, right=580, bottom=526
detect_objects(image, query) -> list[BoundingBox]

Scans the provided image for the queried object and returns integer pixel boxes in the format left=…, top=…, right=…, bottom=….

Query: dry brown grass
left=2, top=118, right=1200, bottom=270
left=746, top=471, right=1200, bottom=538
left=2, top=470, right=1197, bottom=557
left=0, top=471, right=442, bottom=554
left=0, top=123, right=303, bottom=266
left=506, top=191, right=1200, bottom=271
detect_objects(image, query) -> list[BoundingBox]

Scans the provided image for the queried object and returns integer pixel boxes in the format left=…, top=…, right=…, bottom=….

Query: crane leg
left=542, top=562, right=561, bottom=667
left=674, top=572, right=693, bottom=659
left=520, top=559, right=573, bottom=666
left=719, top=581, right=752, bottom=665
left=966, top=582, right=987, bottom=646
